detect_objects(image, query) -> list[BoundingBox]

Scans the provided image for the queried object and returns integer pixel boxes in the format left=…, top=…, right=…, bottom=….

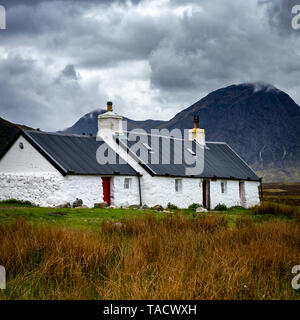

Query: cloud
left=59, top=64, right=81, bottom=81
left=258, top=0, right=299, bottom=35
left=0, top=0, right=299, bottom=131
left=0, top=55, right=107, bottom=131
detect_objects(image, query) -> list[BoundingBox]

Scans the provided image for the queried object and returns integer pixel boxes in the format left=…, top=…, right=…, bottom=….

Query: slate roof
left=20, top=130, right=138, bottom=176
left=2, top=130, right=259, bottom=181
left=115, top=132, right=259, bottom=181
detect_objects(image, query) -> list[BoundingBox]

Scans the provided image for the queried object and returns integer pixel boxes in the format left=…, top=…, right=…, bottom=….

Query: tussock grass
left=0, top=215, right=299, bottom=300
left=252, top=202, right=300, bottom=219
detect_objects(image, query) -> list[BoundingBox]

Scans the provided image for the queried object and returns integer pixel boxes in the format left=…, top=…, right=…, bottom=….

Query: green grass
left=0, top=202, right=295, bottom=229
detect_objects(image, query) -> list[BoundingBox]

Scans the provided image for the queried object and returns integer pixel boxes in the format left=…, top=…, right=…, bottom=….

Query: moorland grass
left=0, top=209, right=299, bottom=300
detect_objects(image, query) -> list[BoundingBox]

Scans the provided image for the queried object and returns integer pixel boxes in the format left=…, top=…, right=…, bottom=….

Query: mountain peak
left=241, top=82, right=281, bottom=94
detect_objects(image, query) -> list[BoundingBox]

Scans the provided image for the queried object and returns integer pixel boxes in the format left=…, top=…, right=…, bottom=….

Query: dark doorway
left=102, top=177, right=111, bottom=206
left=239, top=181, right=246, bottom=207
left=202, top=179, right=210, bottom=209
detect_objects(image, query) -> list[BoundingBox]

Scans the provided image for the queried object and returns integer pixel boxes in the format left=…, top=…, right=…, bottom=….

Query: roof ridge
left=24, top=130, right=95, bottom=138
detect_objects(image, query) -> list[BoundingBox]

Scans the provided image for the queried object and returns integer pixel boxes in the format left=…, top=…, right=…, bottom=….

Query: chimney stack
left=97, top=101, right=123, bottom=139
left=188, top=114, right=205, bottom=145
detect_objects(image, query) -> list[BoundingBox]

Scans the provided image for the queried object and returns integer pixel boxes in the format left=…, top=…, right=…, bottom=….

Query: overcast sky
left=0, top=0, right=300, bottom=131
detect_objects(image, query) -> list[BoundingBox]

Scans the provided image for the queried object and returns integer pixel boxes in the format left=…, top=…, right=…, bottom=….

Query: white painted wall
left=210, top=180, right=260, bottom=209
left=0, top=136, right=59, bottom=173
left=0, top=173, right=64, bottom=206
left=244, top=181, right=260, bottom=208
left=60, top=175, right=104, bottom=207
left=0, top=173, right=106, bottom=207
left=112, top=176, right=141, bottom=207
left=141, top=175, right=202, bottom=208
left=210, top=180, right=240, bottom=209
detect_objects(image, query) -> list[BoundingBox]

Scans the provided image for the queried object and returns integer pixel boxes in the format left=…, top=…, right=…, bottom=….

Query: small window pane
left=221, top=181, right=227, bottom=194
left=124, top=178, right=131, bottom=189
left=175, top=179, right=182, bottom=193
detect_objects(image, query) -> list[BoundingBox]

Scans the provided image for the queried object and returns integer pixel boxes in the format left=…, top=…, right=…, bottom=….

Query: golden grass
left=252, top=202, right=300, bottom=219
left=0, top=215, right=299, bottom=300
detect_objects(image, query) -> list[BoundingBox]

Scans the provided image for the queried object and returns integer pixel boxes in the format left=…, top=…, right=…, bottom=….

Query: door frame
left=202, top=179, right=210, bottom=210
left=239, top=181, right=246, bottom=207
left=102, top=177, right=111, bottom=206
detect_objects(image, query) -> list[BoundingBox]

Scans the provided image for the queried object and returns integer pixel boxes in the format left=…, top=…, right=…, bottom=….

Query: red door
left=102, top=177, right=111, bottom=206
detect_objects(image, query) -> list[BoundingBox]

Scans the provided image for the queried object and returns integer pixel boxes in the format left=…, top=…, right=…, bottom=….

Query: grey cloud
left=0, top=0, right=300, bottom=130
left=148, top=0, right=300, bottom=103
left=0, top=56, right=107, bottom=130
left=259, top=0, right=299, bottom=34
left=0, top=0, right=130, bottom=8
left=0, top=0, right=166, bottom=68
left=60, top=64, right=81, bottom=80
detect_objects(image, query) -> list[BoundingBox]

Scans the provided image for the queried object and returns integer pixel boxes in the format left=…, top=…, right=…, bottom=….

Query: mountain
left=154, top=83, right=300, bottom=182
left=60, top=109, right=167, bottom=135
left=61, top=83, right=299, bottom=182
left=0, top=118, right=33, bottom=155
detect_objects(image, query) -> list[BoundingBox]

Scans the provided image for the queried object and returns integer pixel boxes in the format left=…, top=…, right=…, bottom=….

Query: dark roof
left=116, top=133, right=259, bottom=181
left=3, top=129, right=259, bottom=180
left=21, top=130, right=137, bottom=176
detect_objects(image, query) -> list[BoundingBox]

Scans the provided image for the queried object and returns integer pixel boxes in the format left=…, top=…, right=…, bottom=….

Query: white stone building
left=0, top=102, right=261, bottom=209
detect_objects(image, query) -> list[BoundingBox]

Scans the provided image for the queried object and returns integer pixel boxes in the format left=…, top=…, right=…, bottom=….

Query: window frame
left=221, top=181, right=227, bottom=194
left=175, top=178, right=183, bottom=193
left=124, top=178, right=132, bottom=190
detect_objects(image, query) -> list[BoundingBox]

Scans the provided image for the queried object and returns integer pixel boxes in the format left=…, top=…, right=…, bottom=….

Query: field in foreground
left=0, top=203, right=299, bottom=300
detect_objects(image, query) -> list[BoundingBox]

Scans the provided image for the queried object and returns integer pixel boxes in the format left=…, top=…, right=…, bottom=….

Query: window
left=124, top=178, right=132, bottom=189
left=175, top=179, right=182, bottom=193
left=221, top=181, right=227, bottom=194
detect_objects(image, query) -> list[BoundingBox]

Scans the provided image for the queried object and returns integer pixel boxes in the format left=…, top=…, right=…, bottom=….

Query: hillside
left=60, top=109, right=166, bottom=135
left=61, top=83, right=300, bottom=182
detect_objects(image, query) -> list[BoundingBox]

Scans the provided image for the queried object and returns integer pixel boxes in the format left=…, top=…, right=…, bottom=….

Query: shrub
left=167, top=202, right=179, bottom=210
left=188, top=203, right=202, bottom=211
left=214, top=203, right=228, bottom=211
left=0, top=199, right=35, bottom=206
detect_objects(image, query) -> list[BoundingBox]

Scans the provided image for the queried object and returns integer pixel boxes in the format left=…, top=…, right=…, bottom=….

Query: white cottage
left=0, top=102, right=261, bottom=209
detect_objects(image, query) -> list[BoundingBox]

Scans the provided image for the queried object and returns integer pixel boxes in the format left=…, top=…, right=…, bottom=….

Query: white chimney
left=188, top=115, right=205, bottom=145
left=97, top=102, right=123, bottom=139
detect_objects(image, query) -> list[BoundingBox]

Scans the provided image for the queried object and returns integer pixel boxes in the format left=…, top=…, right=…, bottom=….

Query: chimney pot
left=107, top=101, right=113, bottom=112
left=193, top=115, right=199, bottom=129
